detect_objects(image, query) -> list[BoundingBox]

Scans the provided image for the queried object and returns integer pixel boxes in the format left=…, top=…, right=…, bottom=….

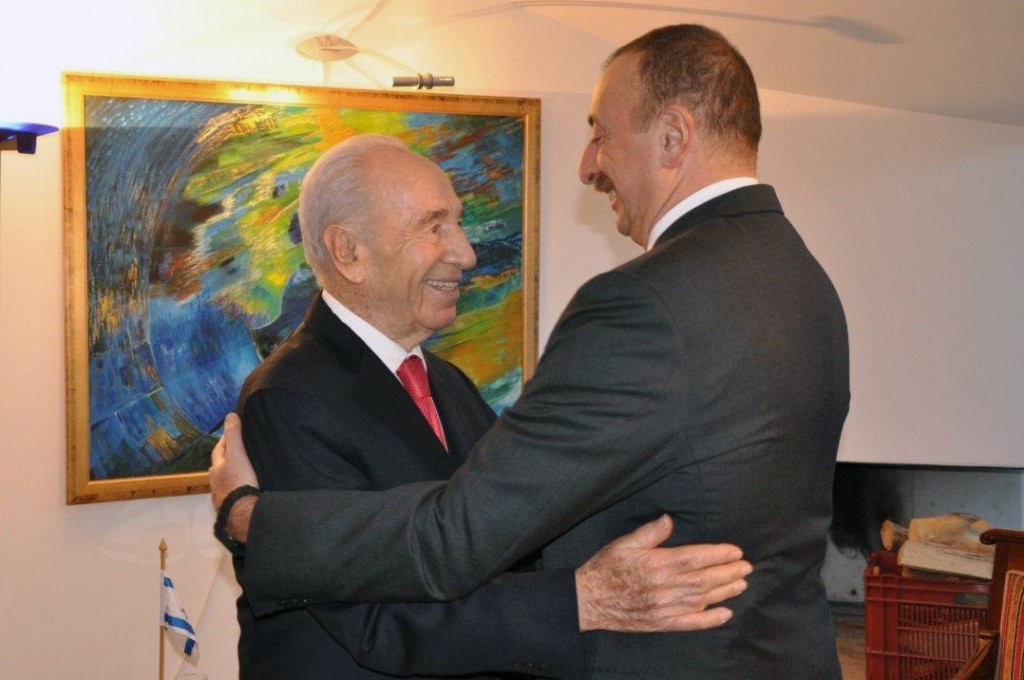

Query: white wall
left=2, top=2, right=1022, bottom=678
left=757, top=92, right=1024, bottom=468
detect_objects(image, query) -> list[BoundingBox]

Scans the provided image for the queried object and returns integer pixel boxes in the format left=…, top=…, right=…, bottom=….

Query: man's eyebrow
left=418, top=207, right=452, bottom=224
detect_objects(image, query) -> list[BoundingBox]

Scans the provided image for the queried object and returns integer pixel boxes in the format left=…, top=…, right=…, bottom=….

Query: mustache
left=593, top=172, right=614, bottom=194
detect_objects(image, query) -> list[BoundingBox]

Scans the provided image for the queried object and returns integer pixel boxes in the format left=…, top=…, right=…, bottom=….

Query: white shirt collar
left=646, top=177, right=759, bottom=250
left=321, top=290, right=425, bottom=376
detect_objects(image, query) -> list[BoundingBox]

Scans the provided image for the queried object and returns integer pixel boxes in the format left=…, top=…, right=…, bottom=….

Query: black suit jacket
left=233, top=296, right=583, bottom=679
left=244, top=186, right=851, bottom=679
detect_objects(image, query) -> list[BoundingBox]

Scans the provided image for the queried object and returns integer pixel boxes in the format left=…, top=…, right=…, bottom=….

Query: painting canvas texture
left=64, top=75, right=539, bottom=502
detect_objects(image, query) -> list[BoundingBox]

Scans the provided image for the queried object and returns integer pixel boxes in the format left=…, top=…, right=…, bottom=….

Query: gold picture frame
left=63, top=73, right=540, bottom=504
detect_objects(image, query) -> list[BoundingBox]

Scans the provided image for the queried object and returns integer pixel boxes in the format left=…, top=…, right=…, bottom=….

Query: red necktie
left=397, top=355, right=448, bottom=450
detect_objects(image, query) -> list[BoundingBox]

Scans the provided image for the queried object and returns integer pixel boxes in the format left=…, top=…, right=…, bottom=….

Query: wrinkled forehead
left=371, top=148, right=461, bottom=219
left=370, top=146, right=451, bottom=189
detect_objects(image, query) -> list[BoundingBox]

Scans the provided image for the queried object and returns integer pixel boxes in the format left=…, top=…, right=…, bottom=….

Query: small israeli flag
left=160, top=571, right=199, bottom=659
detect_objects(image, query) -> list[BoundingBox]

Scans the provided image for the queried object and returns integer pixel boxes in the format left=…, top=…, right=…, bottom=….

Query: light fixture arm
left=295, top=34, right=455, bottom=89
left=391, top=74, right=455, bottom=89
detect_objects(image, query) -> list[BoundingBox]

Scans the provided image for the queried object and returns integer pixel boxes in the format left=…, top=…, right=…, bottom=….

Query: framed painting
left=63, top=73, right=540, bottom=504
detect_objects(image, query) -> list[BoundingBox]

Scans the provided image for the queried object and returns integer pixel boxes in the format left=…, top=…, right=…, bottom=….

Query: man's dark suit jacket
left=243, top=185, right=851, bottom=679
left=232, top=297, right=582, bottom=679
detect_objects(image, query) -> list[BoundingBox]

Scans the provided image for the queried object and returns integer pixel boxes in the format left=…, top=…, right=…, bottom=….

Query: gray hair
left=297, top=134, right=407, bottom=285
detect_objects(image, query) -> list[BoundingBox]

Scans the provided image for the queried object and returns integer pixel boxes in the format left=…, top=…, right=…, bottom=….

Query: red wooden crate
left=865, top=550, right=990, bottom=680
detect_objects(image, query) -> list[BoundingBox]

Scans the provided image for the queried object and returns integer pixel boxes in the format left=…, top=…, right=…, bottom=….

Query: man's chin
left=424, top=310, right=459, bottom=334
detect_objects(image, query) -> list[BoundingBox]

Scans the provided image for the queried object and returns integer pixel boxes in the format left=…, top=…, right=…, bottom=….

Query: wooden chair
left=952, top=529, right=1024, bottom=680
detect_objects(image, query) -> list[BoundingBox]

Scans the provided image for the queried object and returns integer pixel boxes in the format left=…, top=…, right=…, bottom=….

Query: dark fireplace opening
left=824, top=462, right=1022, bottom=604
left=831, top=464, right=906, bottom=556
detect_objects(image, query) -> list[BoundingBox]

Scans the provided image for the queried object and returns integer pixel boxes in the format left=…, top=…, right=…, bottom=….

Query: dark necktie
left=397, top=355, right=448, bottom=450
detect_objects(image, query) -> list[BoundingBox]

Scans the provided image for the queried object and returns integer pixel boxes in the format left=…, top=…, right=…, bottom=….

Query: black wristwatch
left=214, top=485, right=260, bottom=556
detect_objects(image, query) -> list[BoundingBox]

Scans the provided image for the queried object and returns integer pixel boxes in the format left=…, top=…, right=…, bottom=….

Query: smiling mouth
left=427, top=280, right=460, bottom=293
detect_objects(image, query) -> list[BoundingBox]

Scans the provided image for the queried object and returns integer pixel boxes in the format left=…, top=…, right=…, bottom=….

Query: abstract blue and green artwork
left=64, top=75, right=538, bottom=501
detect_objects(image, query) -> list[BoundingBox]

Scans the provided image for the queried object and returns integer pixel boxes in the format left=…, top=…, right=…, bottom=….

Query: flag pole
left=159, top=539, right=167, bottom=680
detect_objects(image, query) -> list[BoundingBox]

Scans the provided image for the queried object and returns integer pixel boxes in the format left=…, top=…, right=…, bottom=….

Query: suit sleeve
left=245, top=271, right=684, bottom=610
left=308, top=571, right=580, bottom=679
left=239, top=384, right=584, bottom=679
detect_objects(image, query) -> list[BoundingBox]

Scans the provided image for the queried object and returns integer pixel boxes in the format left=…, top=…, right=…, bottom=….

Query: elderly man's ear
left=324, top=224, right=366, bottom=284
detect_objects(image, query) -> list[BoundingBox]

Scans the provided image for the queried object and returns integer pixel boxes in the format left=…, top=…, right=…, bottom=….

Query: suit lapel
left=306, top=296, right=458, bottom=476
left=357, top=352, right=457, bottom=474
left=424, top=353, right=477, bottom=466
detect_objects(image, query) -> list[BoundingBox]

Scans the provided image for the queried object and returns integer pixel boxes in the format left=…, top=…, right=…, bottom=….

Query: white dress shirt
left=321, top=290, right=426, bottom=377
left=646, top=177, right=759, bottom=250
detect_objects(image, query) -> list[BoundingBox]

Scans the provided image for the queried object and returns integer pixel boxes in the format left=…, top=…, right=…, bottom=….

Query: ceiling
left=294, top=0, right=1024, bottom=128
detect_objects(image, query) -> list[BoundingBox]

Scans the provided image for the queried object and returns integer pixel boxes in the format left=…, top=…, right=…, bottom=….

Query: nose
left=578, top=139, right=599, bottom=185
left=446, top=225, right=477, bottom=272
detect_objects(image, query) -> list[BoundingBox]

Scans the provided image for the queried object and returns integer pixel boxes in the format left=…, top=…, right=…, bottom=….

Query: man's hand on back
left=209, top=411, right=753, bottom=631
left=575, top=515, right=752, bottom=632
